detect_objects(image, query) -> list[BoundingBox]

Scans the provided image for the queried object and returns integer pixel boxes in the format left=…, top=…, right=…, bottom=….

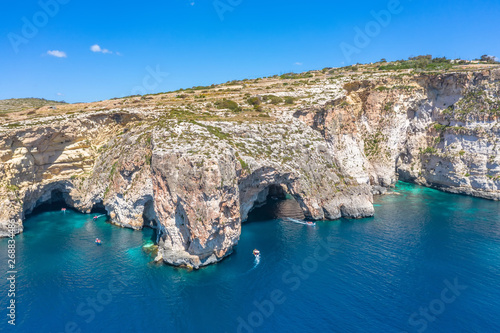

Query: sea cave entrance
left=142, top=199, right=157, bottom=228
left=90, top=200, right=107, bottom=215
left=245, top=184, right=305, bottom=223
left=24, top=185, right=109, bottom=220
left=142, top=198, right=163, bottom=244
left=25, top=188, right=72, bottom=218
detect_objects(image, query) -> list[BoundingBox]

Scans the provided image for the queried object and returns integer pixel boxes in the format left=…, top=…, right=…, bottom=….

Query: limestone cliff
left=1, top=63, right=499, bottom=268
left=295, top=69, right=500, bottom=200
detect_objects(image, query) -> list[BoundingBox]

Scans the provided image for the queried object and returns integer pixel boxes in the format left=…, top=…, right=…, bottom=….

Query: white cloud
left=47, top=50, right=67, bottom=58
left=90, top=44, right=101, bottom=52
left=90, top=44, right=113, bottom=54
left=57, top=92, right=64, bottom=96
left=295, top=62, right=303, bottom=66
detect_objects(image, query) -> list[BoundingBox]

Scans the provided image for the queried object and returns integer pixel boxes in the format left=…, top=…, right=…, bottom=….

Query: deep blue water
left=1, top=182, right=500, bottom=333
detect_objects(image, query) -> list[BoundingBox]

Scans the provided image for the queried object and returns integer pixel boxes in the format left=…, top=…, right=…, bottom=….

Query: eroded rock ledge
left=1, top=68, right=499, bottom=268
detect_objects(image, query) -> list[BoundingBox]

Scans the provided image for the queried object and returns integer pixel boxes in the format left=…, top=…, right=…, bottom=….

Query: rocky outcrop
left=0, top=111, right=374, bottom=268
left=151, top=146, right=241, bottom=268
left=1, top=67, right=499, bottom=268
left=147, top=120, right=373, bottom=268
left=294, top=69, right=500, bottom=201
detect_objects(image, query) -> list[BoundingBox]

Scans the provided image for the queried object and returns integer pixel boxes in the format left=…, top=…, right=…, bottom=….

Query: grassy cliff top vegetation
left=0, top=56, right=498, bottom=126
left=0, top=98, right=66, bottom=114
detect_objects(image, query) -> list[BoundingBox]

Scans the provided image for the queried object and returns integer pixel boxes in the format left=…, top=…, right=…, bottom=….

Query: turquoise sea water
left=1, top=182, right=500, bottom=332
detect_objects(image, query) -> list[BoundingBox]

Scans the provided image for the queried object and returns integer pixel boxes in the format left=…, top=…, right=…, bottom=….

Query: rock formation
left=1, top=63, right=499, bottom=268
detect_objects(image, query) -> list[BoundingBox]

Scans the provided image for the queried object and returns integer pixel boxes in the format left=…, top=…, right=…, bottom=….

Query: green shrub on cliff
left=145, top=153, right=152, bottom=165
left=378, top=55, right=453, bottom=71
left=364, top=131, right=386, bottom=157
left=6, top=184, right=20, bottom=192
left=433, top=123, right=449, bottom=132
left=421, top=147, right=438, bottom=154
left=262, top=95, right=283, bottom=104
left=280, top=72, right=313, bottom=80
left=384, top=102, right=394, bottom=112
left=109, top=162, right=118, bottom=179
left=237, top=157, right=250, bottom=172
left=247, top=96, right=261, bottom=106
left=214, top=99, right=241, bottom=112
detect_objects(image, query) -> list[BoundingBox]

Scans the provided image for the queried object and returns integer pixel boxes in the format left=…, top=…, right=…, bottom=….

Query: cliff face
left=1, top=66, right=499, bottom=268
left=294, top=69, right=500, bottom=200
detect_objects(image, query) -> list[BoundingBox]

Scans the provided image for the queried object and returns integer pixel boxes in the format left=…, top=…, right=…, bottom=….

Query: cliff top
left=1, top=58, right=499, bottom=129
left=0, top=98, right=66, bottom=115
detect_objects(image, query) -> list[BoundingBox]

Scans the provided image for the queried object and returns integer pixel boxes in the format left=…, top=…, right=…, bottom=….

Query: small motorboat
left=61, top=208, right=66, bottom=212
left=95, top=238, right=102, bottom=245
left=306, top=221, right=316, bottom=226
left=253, top=249, right=260, bottom=256
left=93, top=216, right=99, bottom=220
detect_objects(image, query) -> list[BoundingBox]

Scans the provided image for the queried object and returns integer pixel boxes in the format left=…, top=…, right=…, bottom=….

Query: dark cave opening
left=142, top=200, right=158, bottom=229
left=90, top=200, right=107, bottom=215
left=26, top=189, right=71, bottom=218
left=142, top=199, right=160, bottom=243
left=246, top=184, right=305, bottom=222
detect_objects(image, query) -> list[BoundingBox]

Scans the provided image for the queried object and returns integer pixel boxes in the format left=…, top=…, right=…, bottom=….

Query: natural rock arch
left=238, top=167, right=310, bottom=222
left=142, top=198, right=158, bottom=229
left=244, top=183, right=306, bottom=222
left=23, top=182, right=75, bottom=219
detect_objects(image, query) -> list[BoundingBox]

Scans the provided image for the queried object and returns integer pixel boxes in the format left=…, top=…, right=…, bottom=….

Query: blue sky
left=1, top=0, right=499, bottom=103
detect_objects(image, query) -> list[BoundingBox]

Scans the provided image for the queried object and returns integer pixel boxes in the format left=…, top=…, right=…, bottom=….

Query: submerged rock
left=372, top=186, right=388, bottom=195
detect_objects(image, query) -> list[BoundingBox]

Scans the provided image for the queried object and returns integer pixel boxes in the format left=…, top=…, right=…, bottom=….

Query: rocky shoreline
left=1, top=65, right=499, bottom=268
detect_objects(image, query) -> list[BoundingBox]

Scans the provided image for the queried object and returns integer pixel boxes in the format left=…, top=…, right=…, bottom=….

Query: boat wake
left=191, top=253, right=261, bottom=287
left=253, top=255, right=260, bottom=268
left=283, top=217, right=316, bottom=226
left=238, top=255, right=260, bottom=277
